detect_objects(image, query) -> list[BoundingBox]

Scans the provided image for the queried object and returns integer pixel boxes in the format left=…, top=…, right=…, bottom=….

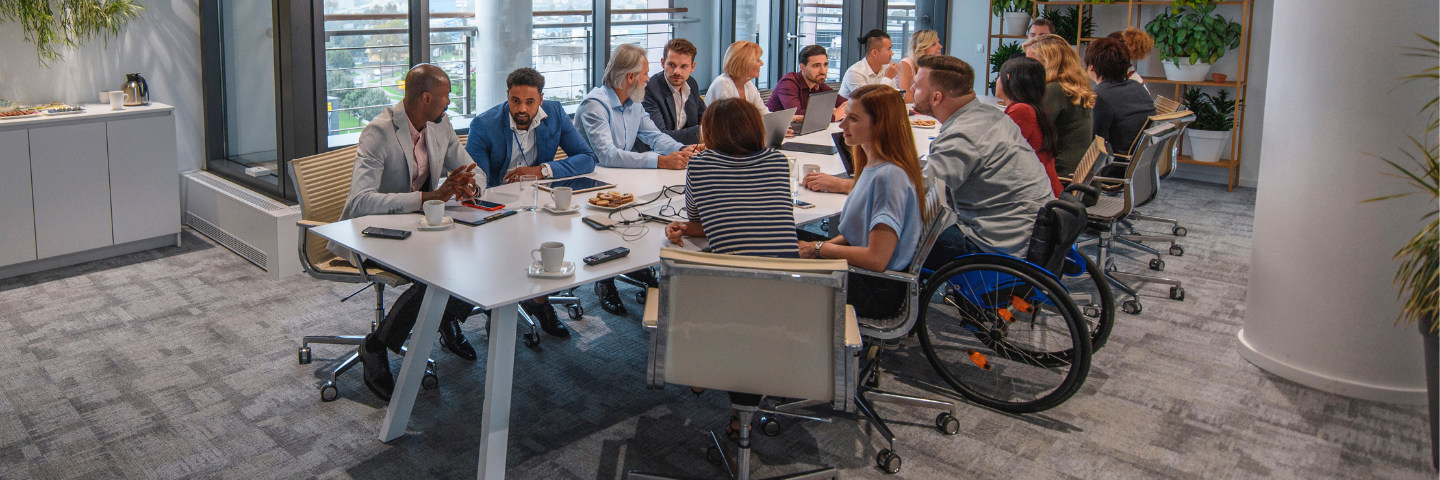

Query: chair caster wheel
left=1104, top=259, right=1117, bottom=273
left=760, top=416, right=781, bottom=436
left=1083, top=304, right=1102, bottom=318
left=567, top=304, right=584, bottom=320
left=1173, top=226, right=1187, bottom=236
left=1121, top=299, right=1142, bottom=315
left=320, top=382, right=338, bottom=402
left=523, top=333, right=539, bottom=348
left=1170, top=286, right=1186, bottom=301
left=935, top=413, right=960, bottom=435
left=635, top=291, right=646, bottom=305
left=706, top=446, right=725, bottom=466
left=876, top=449, right=902, bottom=474
left=1169, top=244, right=1185, bottom=256
left=422, top=371, right=439, bottom=390
left=298, top=346, right=312, bottom=365
left=1149, top=258, right=1165, bottom=271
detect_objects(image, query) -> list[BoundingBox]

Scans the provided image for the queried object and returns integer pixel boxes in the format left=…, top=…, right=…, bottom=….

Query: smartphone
left=793, top=199, right=816, bottom=209
left=463, top=200, right=505, bottom=211
left=361, top=226, right=411, bottom=239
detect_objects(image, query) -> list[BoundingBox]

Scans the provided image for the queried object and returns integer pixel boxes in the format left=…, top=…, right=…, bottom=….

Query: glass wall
left=212, top=0, right=278, bottom=186
left=885, top=0, right=916, bottom=62
left=428, top=1, right=479, bottom=126
left=734, top=0, right=775, bottom=88
left=796, top=1, right=844, bottom=82
left=322, top=1, right=409, bottom=147
left=533, top=1, right=594, bottom=107
left=611, top=0, right=678, bottom=82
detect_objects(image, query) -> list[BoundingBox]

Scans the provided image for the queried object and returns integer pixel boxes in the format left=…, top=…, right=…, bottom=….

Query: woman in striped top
left=664, top=98, right=798, bottom=257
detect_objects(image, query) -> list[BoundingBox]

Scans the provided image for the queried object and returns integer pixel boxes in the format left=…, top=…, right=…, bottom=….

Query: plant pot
left=1185, top=129, right=1232, bottom=162
left=1423, top=314, right=1438, bottom=471
left=1003, top=12, right=1031, bottom=37
left=1211, top=73, right=1228, bottom=83
left=1162, top=58, right=1213, bottom=82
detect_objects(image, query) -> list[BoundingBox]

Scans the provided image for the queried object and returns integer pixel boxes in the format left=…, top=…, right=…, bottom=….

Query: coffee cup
left=531, top=241, right=565, bottom=272
left=108, top=91, right=125, bottom=110
left=99, top=91, right=110, bottom=105
left=551, top=186, right=573, bottom=210
left=802, top=164, right=821, bottom=176
left=423, top=199, right=445, bottom=226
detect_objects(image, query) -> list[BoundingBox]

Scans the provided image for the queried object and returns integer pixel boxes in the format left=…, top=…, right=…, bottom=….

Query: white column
left=474, top=1, right=534, bottom=111
left=1241, top=0, right=1437, bottom=403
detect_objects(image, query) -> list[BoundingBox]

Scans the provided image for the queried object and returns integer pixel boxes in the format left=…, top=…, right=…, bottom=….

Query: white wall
left=1241, top=0, right=1437, bottom=403
left=0, top=0, right=202, bottom=173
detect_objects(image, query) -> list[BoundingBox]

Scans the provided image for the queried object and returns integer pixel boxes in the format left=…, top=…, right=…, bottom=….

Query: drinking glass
left=517, top=175, right=539, bottom=211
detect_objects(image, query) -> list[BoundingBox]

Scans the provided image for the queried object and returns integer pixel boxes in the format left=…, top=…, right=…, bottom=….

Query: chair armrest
left=1092, top=176, right=1130, bottom=185
left=844, top=305, right=861, bottom=348
left=642, top=287, right=659, bottom=330
left=297, top=219, right=327, bottom=229
left=847, top=267, right=916, bottom=283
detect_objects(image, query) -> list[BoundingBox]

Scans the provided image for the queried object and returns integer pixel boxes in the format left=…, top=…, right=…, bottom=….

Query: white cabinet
left=108, top=116, right=181, bottom=244
left=29, top=122, right=113, bottom=259
left=0, top=130, right=36, bottom=267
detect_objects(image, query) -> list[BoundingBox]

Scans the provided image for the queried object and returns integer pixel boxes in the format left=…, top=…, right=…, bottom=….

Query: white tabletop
left=0, top=102, right=174, bottom=131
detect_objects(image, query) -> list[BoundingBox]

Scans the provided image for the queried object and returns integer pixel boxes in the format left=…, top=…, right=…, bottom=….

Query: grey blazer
left=339, top=102, right=482, bottom=221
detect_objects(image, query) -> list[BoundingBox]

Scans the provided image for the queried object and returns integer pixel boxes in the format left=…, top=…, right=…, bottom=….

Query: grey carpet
left=0, top=178, right=1432, bottom=479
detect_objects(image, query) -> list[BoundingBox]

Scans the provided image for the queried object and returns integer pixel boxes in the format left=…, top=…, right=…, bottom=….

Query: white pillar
left=473, top=0, right=533, bottom=112
left=1241, top=0, right=1437, bottom=404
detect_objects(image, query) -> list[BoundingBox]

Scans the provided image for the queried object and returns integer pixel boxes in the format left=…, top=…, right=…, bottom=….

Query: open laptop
left=762, top=107, right=797, bottom=149
left=830, top=131, right=855, bottom=179
left=790, top=90, right=839, bottom=136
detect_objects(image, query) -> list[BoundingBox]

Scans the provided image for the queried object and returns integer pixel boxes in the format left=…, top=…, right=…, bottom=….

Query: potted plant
left=988, top=41, right=1024, bottom=94
left=1181, top=88, right=1237, bottom=162
left=1145, top=4, right=1241, bottom=82
left=993, top=0, right=1035, bottom=37
left=1364, top=34, right=1438, bottom=471
left=1041, top=7, right=1094, bottom=45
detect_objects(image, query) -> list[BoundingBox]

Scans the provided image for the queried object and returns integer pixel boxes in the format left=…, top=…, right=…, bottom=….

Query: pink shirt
left=406, top=119, right=429, bottom=192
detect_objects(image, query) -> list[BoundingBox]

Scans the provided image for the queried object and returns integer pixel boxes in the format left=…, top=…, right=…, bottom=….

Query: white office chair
left=630, top=249, right=860, bottom=480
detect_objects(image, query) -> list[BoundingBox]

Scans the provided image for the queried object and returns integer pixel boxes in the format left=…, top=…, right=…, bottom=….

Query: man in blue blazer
left=638, top=38, right=706, bottom=150
left=467, top=68, right=596, bottom=188
left=465, top=68, right=595, bottom=337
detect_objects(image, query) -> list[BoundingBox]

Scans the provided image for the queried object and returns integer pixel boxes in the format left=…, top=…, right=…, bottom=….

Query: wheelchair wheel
left=1060, top=252, right=1115, bottom=352
left=917, top=255, right=1093, bottom=413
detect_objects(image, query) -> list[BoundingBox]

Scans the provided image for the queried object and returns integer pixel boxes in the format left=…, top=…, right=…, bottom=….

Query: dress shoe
left=438, top=318, right=478, bottom=360
left=594, top=279, right=627, bottom=316
left=358, top=334, right=395, bottom=402
left=522, top=300, right=571, bottom=338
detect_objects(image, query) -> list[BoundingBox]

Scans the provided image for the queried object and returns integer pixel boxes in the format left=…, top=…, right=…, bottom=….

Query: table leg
left=379, top=284, right=450, bottom=442
left=477, top=302, right=519, bottom=480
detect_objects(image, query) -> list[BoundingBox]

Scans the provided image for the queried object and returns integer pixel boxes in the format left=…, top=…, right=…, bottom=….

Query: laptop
left=830, top=131, right=855, bottom=179
left=762, top=107, right=797, bottom=149
left=790, top=91, right=839, bottom=136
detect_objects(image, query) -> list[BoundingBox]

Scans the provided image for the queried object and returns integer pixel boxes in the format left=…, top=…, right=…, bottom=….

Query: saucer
left=528, top=261, right=576, bottom=278
left=542, top=203, right=581, bottom=214
left=417, top=216, right=454, bottom=231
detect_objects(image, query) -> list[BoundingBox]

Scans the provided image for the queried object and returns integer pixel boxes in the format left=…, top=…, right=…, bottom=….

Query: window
left=735, top=0, right=775, bottom=88
left=886, top=1, right=916, bottom=62
left=428, top=2, right=479, bottom=125
left=322, top=2, right=410, bottom=148
left=533, top=2, right=593, bottom=108
left=796, top=1, right=844, bottom=82
left=201, top=0, right=284, bottom=198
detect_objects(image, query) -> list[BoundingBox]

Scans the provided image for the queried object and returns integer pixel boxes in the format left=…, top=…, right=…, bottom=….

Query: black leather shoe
left=523, top=300, right=570, bottom=338
left=438, top=318, right=478, bottom=361
left=594, top=279, right=627, bottom=316
left=358, top=334, right=394, bottom=402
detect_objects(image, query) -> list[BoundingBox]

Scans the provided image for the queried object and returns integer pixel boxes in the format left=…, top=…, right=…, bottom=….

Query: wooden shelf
left=989, top=34, right=1028, bottom=39
left=1141, top=76, right=1244, bottom=87
left=1035, top=1, right=1246, bottom=4
left=1176, top=154, right=1238, bottom=168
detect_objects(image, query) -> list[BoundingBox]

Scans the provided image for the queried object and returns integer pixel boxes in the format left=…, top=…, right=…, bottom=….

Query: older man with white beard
left=575, top=43, right=703, bottom=170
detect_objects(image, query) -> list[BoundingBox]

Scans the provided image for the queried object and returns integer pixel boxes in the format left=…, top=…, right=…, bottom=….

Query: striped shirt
left=685, top=148, right=799, bottom=257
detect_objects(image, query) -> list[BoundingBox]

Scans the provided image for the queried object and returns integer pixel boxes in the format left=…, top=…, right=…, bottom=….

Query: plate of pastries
left=587, top=191, right=637, bottom=210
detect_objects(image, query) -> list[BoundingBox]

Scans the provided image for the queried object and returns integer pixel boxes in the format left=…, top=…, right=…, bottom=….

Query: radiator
left=181, top=170, right=302, bottom=278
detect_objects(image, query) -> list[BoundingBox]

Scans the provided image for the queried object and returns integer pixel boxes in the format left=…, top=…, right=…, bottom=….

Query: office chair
left=632, top=249, right=859, bottom=480
left=1105, top=113, right=1197, bottom=272
left=1076, top=116, right=1193, bottom=315
left=288, top=147, right=437, bottom=402
left=1058, top=136, right=1111, bottom=188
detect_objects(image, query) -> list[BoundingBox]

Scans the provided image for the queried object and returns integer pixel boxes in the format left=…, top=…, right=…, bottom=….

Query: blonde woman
left=706, top=41, right=771, bottom=114
left=1023, top=34, right=1095, bottom=177
left=897, top=29, right=943, bottom=103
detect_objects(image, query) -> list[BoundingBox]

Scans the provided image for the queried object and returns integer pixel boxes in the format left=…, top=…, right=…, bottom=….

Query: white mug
left=423, top=199, right=445, bottom=226
left=550, top=186, right=573, bottom=210
left=802, top=164, right=821, bottom=176
left=108, top=91, right=126, bottom=110
left=99, top=91, right=110, bottom=105
left=531, top=241, right=565, bottom=272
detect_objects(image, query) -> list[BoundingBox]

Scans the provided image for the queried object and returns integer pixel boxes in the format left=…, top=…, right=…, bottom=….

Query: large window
left=886, top=0, right=916, bottom=62
left=322, top=2, right=409, bottom=147
left=533, top=2, right=593, bottom=107
left=797, top=1, right=843, bottom=82
left=201, top=0, right=284, bottom=197
left=735, top=0, right=775, bottom=88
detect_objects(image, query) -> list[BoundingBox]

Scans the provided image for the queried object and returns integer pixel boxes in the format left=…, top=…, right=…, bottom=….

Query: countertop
left=0, top=103, right=174, bottom=131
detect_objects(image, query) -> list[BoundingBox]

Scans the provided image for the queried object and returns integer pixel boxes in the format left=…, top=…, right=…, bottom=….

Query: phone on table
left=361, top=226, right=411, bottom=239
left=463, top=200, right=505, bottom=211
left=793, top=199, right=816, bottom=209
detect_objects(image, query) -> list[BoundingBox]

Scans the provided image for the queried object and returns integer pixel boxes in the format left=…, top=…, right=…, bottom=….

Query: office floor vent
left=181, top=170, right=302, bottom=278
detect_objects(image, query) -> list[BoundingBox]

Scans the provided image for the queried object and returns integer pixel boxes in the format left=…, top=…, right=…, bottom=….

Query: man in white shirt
left=839, top=29, right=901, bottom=99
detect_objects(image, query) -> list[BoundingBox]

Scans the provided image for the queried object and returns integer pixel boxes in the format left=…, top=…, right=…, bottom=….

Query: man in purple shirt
left=766, top=45, right=847, bottom=121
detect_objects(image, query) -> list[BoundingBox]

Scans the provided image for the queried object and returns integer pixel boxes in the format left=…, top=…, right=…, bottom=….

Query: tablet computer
left=537, top=177, right=616, bottom=193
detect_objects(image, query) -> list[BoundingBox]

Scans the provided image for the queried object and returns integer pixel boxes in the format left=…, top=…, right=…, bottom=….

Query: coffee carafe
left=121, top=73, right=149, bottom=106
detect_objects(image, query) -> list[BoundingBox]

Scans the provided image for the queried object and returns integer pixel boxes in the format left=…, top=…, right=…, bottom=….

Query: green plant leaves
left=992, top=0, right=1036, bottom=16
left=0, top=0, right=146, bottom=66
left=1182, top=87, right=1237, bottom=131
left=1145, top=5, right=1240, bottom=65
left=1040, top=7, right=1094, bottom=45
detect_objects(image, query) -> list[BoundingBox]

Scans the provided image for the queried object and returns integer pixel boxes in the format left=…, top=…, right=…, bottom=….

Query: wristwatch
left=814, top=240, right=826, bottom=258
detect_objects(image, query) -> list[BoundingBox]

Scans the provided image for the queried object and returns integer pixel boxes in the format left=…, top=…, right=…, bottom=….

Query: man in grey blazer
left=341, top=64, right=484, bottom=402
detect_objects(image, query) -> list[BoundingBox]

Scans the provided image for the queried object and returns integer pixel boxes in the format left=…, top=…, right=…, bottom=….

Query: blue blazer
left=637, top=72, right=706, bottom=151
left=466, top=101, right=597, bottom=187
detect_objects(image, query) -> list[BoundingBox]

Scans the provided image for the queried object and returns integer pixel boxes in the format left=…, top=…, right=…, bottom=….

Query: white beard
left=628, top=78, right=646, bottom=101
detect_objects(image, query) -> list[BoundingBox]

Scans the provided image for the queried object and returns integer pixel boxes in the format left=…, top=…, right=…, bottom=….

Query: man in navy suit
left=638, top=38, right=706, bottom=149
left=465, top=67, right=596, bottom=336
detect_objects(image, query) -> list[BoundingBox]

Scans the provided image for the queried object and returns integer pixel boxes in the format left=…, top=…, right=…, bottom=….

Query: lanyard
left=511, top=128, right=534, bottom=168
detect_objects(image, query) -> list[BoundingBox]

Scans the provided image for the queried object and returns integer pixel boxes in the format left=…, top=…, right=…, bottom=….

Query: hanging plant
left=1145, top=4, right=1241, bottom=65
left=0, top=0, right=146, bottom=66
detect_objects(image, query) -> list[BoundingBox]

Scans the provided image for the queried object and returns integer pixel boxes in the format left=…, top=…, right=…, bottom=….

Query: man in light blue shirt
left=575, top=43, right=702, bottom=170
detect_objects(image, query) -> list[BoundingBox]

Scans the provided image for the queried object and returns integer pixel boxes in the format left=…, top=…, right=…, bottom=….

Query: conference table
left=308, top=111, right=943, bottom=479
